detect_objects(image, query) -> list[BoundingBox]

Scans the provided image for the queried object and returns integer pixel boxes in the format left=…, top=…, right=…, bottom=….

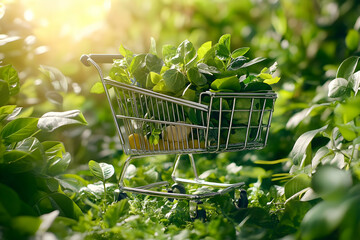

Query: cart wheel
left=189, top=201, right=206, bottom=221
left=171, top=183, right=186, bottom=194
left=167, top=183, right=186, bottom=201
left=117, top=192, right=128, bottom=201
left=235, top=189, right=248, bottom=209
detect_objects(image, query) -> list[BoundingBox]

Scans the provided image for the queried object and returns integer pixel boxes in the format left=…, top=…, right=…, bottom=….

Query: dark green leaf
left=244, top=82, right=272, bottom=92
left=0, top=183, right=21, bottom=220
left=129, top=54, right=148, bottom=87
left=34, top=192, right=83, bottom=220
left=227, top=56, right=247, bottom=70
left=37, top=110, right=87, bottom=132
left=216, top=34, right=231, bottom=61
left=0, top=79, right=9, bottom=106
left=336, top=56, right=360, bottom=79
left=160, top=69, right=187, bottom=94
left=88, top=160, right=115, bottom=182
left=328, top=78, right=349, bottom=98
left=1, top=117, right=39, bottom=143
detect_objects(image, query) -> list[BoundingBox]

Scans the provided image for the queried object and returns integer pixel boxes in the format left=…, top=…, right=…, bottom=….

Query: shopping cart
left=81, top=54, right=277, bottom=219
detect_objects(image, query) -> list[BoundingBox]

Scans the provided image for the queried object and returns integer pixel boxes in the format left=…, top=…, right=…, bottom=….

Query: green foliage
left=1, top=0, right=360, bottom=239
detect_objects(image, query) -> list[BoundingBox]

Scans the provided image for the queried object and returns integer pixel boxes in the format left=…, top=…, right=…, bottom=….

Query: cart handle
left=80, top=54, right=123, bottom=66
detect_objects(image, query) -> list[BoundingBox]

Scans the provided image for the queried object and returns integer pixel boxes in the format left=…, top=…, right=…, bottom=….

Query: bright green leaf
left=103, top=200, right=130, bottom=228
left=90, top=82, right=104, bottom=94
left=37, top=110, right=87, bottom=132
left=0, top=105, right=16, bottom=122
left=231, top=47, right=250, bottom=58
left=0, top=64, right=20, bottom=96
left=337, top=123, right=357, bottom=141
left=336, top=56, right=360, bottom=79
left=211, top=76, right=241, bottom=92
left=345, top=29, right=359, bottom=51
left=197, top=41, right=212, bottom=60
left=11, top=216, right=41, bottom=235
left=88, top=160, right=115, bottom=182
left=1, top=117, right=39, bottom=143
left=284, top=173, right=311, bottom=199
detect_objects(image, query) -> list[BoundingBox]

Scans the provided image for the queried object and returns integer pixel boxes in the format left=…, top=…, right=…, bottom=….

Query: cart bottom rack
left=81, top=54, right=277, bottom=219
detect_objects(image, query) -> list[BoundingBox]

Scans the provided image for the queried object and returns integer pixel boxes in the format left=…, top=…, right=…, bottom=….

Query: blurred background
left=1, top=0, right=359, bottom=165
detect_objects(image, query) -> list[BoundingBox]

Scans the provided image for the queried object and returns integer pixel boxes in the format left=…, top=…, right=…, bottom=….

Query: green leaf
left=328, top=78, right=349, bottom=98
left=312, top=165, right=352, bottom=201
left=336, top=123, right=358, bottom=141
left=162, top=44, right=177, bottom=62
left=119, top=44, right=133, bottom=58
left=2, top=137, right=45, bottom=173
left=0, top=80, right=9, bottom=106
left=11, top=216, right=41, bottom=235
left=349, top=71, right=360, bottom=95
left=149, top=37, right=157, bottom=55
left=187, top=67, right=207, bottom=87
left=171, top=40, right=196, bottom=65
left=37, top=110, right=87, bottom=132
left=34, top=192, right=83, bottom=220
left=300, top=201, right=349, bottom=240
left=129, top=54, right=148, bottom=88
left=1, top=117, right=39, bottom=143
left=289, top=126, right=327, bottom=165
left=215, top=34, right=231, bottom=61
left=103, top=200, right=130, bottom=228
left=345, top=29, right=359, bottom=51
left=47, top=152, right=71, bottom=176
left=284, top=173, right=311, bottom=199
left=0, top=183, right=21, bottom=221
left=231, top=47, right=250, bottom=58
left=241, top=57, right=266, bottom=68
left=336, top=56, right=360, bottom=79
left=88, top=160, right=115, bottom=182
left=334, top=95, right=360, bottom=123
left=211, top=76, right=241, bottom=92
left=0, top=105, right=16, bottom=122
left=227, top=56, right=247, bottom=70
left=146, top=71, right=161, bottom=89
left=160, top=69, right=187, bottom=94
left=0, top=64, right=20, bottom=96
left=90, top=82, right=104, bottom=94
left=197, top=41, right=212, bottom=60
left=145, top=53, right=163, bottom=73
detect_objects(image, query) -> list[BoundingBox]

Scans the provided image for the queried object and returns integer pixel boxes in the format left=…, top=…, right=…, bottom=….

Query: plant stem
left=103, top=181, right=107, bottom=211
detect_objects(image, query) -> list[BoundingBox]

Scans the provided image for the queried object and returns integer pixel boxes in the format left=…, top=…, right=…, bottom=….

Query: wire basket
left=104, top=79, right=276, bottom=155
left=81, top=54, right=277, bottom=218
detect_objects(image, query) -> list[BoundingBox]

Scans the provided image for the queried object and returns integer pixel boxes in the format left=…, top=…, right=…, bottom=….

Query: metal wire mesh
left=103, top=78, right=276, bottom=155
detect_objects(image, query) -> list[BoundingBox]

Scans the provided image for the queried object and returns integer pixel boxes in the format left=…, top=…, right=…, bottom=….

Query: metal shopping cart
left=81, top=54, right=277, bottom=219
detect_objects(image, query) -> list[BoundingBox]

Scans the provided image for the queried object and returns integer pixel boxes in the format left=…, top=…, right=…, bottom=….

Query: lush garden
left=0, top=0, right=360, bottom=239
